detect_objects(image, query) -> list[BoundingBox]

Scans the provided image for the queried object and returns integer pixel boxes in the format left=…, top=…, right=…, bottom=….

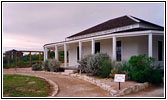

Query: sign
left=114, top=74, right=125, bottom=82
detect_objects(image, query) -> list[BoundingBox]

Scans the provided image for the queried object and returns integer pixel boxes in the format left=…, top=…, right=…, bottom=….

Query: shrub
left=129, top=55, right=154, bottom=83
left=48, top=59, right=60, bottom=72
left=87, top=53, right=110, bottom=76
left=97, top=59, right=112, bottom=78
left=78, top=53, right=111, bottom=76
left=110, top=62, right=122, bottom=78
left=78, top=55, right=93, bottom=73
left=43, top=60, right=49, bottom=71
left=110, top=61, right=130, bottom=80
left=32, top=63, right=42, bottom=71
left=129, top=55, right=163, bottom=85
left=43, top=59, right=60, bottom=72
left=148, top=65, right=163, bottom=85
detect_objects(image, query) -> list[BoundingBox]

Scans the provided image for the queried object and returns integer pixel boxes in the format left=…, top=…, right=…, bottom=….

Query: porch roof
left=44, top=30, right=163, bottom=48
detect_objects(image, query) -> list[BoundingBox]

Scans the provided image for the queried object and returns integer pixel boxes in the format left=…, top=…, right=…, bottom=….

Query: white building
left=43, top=15, right=164, bottom=68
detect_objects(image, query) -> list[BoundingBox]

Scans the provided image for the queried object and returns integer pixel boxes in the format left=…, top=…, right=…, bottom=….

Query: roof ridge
left=127, top=15, right=140, bottom=22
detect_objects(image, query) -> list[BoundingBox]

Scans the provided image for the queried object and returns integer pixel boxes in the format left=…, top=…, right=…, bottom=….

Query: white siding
left=121, top=36, right=148, bottom=61
left=82, top=41, right=91, bottom=57
left=68, top=35, right=164, bottom=67
left=152, top=35, right=164, bottom=67
left=99, top=39, right=113, bottom=57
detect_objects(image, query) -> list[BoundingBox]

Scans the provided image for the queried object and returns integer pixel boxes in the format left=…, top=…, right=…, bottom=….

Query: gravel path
left=3, top=68, right=111, bottom=97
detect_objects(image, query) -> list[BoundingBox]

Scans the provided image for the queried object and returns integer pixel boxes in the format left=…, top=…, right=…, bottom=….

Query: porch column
left=55, top=45, right=58, bottom=60
left=79, top=41, right=82, bottom=60
left=44, top=47, right=48, bottom=61
left=46, top=48, right=48, bottom=60
left=64, top=43, right=67, bottom=68
left=44, top=47, right=46, bottom=61
left=148, top=33, right=152, bottom=57
left=92, top=39, right=95, bottom=54
left=112, top=36, right=116, bottom=60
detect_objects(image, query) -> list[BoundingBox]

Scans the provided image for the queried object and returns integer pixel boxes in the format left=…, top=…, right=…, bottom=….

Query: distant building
left=4, top=49, right=23, bottom=59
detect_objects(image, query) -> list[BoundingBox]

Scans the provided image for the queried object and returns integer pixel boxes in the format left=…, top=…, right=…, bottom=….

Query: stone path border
left=45, top=71, right=149, bottom=97
left=7, top=72, right=59, bottom=97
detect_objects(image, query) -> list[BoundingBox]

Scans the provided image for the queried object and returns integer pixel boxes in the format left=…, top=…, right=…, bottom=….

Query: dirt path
left=3, top=68, right=111, bottom=97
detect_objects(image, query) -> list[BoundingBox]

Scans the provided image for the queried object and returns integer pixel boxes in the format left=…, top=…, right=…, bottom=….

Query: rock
left=119, top=91, right=125, bottom=96
left=109, top=89, right=117, bottom=94
left=144, top=82, right=149, bottom=88
left=131, top=85, right=138, bottom=92
left=124, top=88, right=132, bottom=94
left=64, top=70, right=74, bottom=74
left=70, top=73, right=77, bottom=77
left=61, top=72, right=69, bottom=76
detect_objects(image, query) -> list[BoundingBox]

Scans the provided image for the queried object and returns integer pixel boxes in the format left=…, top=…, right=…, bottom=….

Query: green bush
left=97, top=59, right=112, bottom=78
left=43, top=59, right=60, bottom=72
left=87, top=53, right=110, bottom=76
left=43, top=60, right=49, bottom=71
left=129, top=55, right=163, bottom=85
left=78, top=55, right=93, bottom=73
left=32, top=63, right=42, bottom=71
left=148, top=65, right=163, bottom=85
left=110, top=61, right=130, bottom=80
left=48, top=59, right=60, bottom=72
left=78, top=53, right=111, bottom=76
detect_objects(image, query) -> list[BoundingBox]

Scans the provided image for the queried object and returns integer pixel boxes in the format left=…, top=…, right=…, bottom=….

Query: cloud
left=2, top=2, right=164, bottom=52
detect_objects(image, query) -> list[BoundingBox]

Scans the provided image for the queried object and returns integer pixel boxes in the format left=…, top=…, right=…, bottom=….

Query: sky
left=2, top=2, right=164, bottom=52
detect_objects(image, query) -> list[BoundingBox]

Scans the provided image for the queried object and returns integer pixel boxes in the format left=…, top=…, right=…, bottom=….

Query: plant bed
left=3, top=74, right=52, bottom=97
left=62, top=73, right=150, bottom=96
left=81, top=73, right=140, bottom=91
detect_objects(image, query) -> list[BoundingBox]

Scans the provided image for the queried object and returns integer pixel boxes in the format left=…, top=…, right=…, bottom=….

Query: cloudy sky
left=2, top=2, right=164, bottom=52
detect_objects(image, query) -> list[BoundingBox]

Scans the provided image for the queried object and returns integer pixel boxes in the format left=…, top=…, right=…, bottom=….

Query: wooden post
left=29, top=52, right=32, bottom=66
left=39, top=52, right=41, bottom=64
left=18, top=52, right=21, bottom=66
left=119, top=82, right=121, bottom=90
left=7, top=54, right=10, bottom=68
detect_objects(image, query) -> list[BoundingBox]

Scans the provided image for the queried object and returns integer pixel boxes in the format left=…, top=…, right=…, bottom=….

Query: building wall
left=121, top=36, right=147, bottom=61
left=82, top=42, right=91, bottom=57
left=68, top=35, right=164, bottom=67
left=152, top=35, right=164, bottom=67
left=98, top=39, right=113, bottom=57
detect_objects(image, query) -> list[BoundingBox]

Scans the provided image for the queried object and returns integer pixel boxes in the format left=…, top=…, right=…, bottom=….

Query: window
left=77, top=46, right=79, bottom=61
left=95, top=42, right=100, bottom=54
left=158, top=41, right=163, bottom=61
left=116, top=41, right=121, bottom=61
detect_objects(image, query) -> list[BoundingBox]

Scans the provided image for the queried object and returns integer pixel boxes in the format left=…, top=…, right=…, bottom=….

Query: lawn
left=3, top=74, right=51, bottom=97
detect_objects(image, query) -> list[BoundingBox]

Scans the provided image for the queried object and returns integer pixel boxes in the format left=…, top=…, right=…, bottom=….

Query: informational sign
left=114, top=74, right=125, bottom=82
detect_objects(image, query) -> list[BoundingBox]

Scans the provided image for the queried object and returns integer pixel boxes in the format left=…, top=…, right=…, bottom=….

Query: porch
left=43, top=30, right=164, bottom=68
